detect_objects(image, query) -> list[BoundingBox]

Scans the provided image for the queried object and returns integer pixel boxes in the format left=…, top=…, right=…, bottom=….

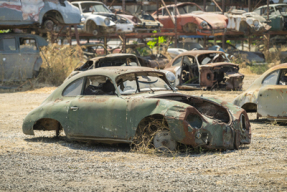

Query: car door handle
left=70, top=106, right=79, bottom=111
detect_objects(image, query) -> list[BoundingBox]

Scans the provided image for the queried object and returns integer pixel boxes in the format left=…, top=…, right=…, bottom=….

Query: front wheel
left=183, top=23, right=197, bottom=33
left=153, top=130, right=177, bottom=151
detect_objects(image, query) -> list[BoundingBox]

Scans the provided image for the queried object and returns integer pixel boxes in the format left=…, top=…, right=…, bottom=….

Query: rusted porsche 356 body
left=23, top=67, right=251, bottom=150
left=152, top=2, right=228, bottom=35
left=234, top=64, right=287, bottom=121
left=164, top=50, right=244, bottom=90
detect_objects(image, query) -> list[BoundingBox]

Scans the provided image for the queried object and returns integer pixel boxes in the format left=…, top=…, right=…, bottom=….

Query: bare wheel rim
left=43, top=20, right=54, bottom=31
left=153, top=130, right=177, bottom=151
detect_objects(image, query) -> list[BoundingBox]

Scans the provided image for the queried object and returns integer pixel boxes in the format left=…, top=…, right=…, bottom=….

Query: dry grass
left=37, top=43, right=85, bottom=86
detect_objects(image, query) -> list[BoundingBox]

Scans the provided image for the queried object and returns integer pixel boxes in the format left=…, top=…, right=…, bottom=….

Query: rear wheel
left=43, top=19, right=55, bottom=31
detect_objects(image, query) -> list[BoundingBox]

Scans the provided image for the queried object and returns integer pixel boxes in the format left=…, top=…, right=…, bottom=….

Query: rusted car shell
left=233, top=63, right=287, bottom=121
left=23, top=67, right=251, bottom=150
left=152, top=2, right=228, bottom=35
left=164, top=50, right=244, bottom=90
left=0, top=33, right=48, bottom=81
left=225, top=9, right=271, bottom=33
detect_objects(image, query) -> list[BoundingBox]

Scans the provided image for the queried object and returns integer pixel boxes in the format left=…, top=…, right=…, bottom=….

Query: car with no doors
left=23, top=67, right=251, bottom=150
left=164, top=50, right=244, bottom=90
left=233, top=64, right=287, bottom=121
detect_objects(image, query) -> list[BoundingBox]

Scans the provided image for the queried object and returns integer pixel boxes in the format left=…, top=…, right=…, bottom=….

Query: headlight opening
left=240, top=114, right=246, bottom=131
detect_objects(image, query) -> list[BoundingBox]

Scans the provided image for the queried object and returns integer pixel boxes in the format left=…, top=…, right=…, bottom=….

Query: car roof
left=73, top=1, right=103, bottom=4
left=269, top=63, right=287, bottom=71
left=69, top=66, right=164, bottom=82
left=89, top=53, right=138, bottom=61
left=176, top=50, right=224, bottom=57
left=158, top=2, right=198, bottom=9
left=0, top=33, right=48, bottom=46
left=258, top=3, right=287, bottom=8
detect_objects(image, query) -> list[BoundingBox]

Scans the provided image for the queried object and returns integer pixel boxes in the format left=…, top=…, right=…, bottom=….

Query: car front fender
left=85, top=15, right=115, bottom=27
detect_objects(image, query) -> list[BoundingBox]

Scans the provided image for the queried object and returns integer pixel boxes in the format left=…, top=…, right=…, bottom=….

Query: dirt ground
left=0, top=74, right=287, bottom=191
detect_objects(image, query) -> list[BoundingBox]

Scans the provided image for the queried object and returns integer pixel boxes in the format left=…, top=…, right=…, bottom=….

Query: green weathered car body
left=22, top=67, right=251, bottom=150
left=254, top=4, right=287, bottom=31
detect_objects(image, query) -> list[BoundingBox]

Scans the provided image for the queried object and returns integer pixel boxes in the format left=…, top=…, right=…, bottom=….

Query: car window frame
left=82, top=75, right=117, bottom=96
left=19, top=37, right=38, bottom=53
left=172, top=56, right=183, bottom=67
left=62, top=77, right=85, bottom=97
left=0, top=37, right=18, bottom=53
left=261, top=69, right=280, bottom=86
left=277, top=69, right=287, bottom=85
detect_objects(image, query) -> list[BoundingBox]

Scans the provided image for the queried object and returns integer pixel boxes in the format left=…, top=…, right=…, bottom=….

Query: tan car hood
left=187, top=12, right=227, bottom=28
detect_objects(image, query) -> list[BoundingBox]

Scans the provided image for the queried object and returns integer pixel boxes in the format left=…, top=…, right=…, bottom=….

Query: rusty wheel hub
left=153, top=130, right=177, bottom=151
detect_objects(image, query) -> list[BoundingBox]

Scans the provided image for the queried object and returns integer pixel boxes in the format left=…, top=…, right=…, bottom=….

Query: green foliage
left=0, top=29, right=9, bottom=33
left=147, top=31, right=167, bottom=49
left=249, top=65, right=269, bottom=74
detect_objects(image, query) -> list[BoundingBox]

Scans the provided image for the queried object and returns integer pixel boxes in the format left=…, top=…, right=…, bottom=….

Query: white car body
left=225, top=9, right=270, bottom=32
left=72, top=1, right=134, bottom=34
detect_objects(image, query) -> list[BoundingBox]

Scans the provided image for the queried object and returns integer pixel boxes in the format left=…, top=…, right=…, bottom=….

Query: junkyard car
left=0, top=33, right=48, bottom=81
left=72, top=1, right=134, bottom=35
left=126, top=43, right=169, bottom=69
left=111, top=9, right=163, bottom=32
left=23, top=67, right=251, bottom=150
left=66, top=53, right=175, bottom=85
left=254, top=4, right=287, bottom=31
left=164, top=50, right=244, bottom=90
left=225, top=9, right=270, bottom=33
left=216, top=43, right=266, bottom=65
left=0, top=0, right=81, bottom=31
left=151, top=2, right=228, bottom=35
left=233, top=64, right=287, bottom=121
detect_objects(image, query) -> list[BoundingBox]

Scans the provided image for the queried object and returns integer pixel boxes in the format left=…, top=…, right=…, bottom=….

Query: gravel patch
left=0, top=75, right=286, bottom=191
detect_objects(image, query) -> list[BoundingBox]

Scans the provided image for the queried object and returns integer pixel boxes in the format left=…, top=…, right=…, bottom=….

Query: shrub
left=37, top=44, right=84, bottom=86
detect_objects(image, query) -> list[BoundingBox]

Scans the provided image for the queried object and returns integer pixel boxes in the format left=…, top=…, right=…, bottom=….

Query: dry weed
left=37, top=43, right=85, bottom=86
left=131, top=117, right=169, bottom=154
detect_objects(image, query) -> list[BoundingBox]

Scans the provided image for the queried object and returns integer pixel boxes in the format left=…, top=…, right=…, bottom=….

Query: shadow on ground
left=23, top=134, right=246, bottom=158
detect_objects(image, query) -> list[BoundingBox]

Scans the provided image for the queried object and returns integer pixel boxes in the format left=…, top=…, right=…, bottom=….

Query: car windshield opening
left=197, top=53, right=229, bottom=65
left=98, top=57, right=138, bottom=67
left=116, top=72, right=171, bottom=95
left=276, top=5, right=287, bottom=13
left=178, top=5, right=201, bottom=14
left=81, top=3, right=110, bottom=13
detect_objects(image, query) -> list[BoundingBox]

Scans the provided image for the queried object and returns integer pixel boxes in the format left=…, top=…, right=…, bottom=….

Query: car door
left=257, top=69, right=287, bottom=119
left=0, top=36, right=20, bottom=81
left=18, top=37, right=40, bottom=79
left=67, top=75, right=128, bottom=140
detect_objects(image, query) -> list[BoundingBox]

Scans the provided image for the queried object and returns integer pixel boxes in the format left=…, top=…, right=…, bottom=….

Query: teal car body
left=22, top=67, right=251, bottom=150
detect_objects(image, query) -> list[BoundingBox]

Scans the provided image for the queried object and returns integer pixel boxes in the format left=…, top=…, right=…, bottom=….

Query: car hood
left=186, top=12, right=227, bottom=28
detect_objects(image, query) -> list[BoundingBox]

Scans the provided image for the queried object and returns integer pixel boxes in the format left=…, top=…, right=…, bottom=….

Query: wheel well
left=136, top=114, right=168, bottom=135
left=85, top=20, right=98, bottom=33
left=42, top=10, right=64, bottom=24
left=33, top=118, right=62, bottom=131
left=241, top=103, right=257, bottom=113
